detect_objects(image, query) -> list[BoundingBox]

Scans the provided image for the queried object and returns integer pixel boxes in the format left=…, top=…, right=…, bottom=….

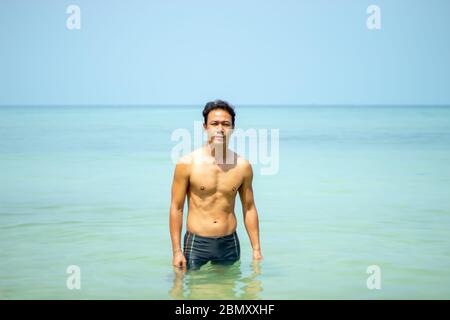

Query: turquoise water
left=1, top=105, right=450, bottom=299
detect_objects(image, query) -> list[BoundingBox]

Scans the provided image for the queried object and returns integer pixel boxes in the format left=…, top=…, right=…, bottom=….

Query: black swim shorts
left=183, top=230, right=241, bottom=270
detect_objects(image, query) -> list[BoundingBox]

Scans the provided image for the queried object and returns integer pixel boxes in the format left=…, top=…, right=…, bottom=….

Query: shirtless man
left=169, top=100, right=263, bottom=270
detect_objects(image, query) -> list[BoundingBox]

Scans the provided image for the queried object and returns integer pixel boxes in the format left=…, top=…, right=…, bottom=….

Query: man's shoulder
left=177, top=148, right=203, bottom=165
left=177, top=153, right=193, bottom=165
left=175, top=154, right=194, bottom=178
left=235, top=154, right=252, bottom=172
left=175, top=149, right=206, bottom=174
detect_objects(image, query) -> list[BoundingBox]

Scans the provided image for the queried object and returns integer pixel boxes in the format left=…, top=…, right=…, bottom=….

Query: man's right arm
left=169, top=159, right=190, bottom=268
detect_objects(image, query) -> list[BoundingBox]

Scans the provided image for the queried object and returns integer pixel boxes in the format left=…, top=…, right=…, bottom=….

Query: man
left=169, top=99, right=263, bottom=270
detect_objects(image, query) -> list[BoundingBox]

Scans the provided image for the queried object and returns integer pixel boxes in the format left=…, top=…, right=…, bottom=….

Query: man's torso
left=186, top=149, right=246, bottom=237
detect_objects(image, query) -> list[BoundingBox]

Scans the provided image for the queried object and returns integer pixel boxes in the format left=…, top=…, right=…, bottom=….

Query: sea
left=1, top=105, right=449, bottom=299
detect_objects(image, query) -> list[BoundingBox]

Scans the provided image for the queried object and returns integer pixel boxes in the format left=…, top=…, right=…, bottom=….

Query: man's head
left=202, top=100, right=235, bottom=145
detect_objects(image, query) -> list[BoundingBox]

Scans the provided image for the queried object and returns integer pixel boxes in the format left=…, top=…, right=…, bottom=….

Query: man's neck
left=204, top=143, right=231, bottom=164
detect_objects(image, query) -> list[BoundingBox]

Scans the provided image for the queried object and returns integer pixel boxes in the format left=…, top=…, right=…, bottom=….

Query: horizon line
left=1, top=103, right=450, bottom=108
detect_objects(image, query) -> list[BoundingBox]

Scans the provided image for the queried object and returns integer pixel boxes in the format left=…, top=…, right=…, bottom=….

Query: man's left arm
left=239, top=162, right=263, bottom=260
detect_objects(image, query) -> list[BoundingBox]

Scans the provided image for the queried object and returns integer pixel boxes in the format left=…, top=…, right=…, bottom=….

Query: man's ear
left=203, top=123, right=207, bottom=130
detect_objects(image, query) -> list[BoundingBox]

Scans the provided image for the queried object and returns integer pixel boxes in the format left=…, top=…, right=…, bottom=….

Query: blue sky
left=1, top=0, right=449, bottom=106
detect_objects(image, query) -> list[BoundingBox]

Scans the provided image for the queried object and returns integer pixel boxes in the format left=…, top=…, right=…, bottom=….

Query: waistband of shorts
left=185, top=230, right=237, bottom=240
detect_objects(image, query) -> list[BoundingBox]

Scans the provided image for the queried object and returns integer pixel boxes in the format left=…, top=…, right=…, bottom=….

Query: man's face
left=204, top=109, right=234, bottom=145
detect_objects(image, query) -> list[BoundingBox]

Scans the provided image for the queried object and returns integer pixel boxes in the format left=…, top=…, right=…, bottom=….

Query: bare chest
left=189, top=163, right=243, bottom=196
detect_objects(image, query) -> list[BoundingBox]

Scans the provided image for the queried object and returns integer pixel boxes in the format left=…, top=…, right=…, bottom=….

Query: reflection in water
left=169, top=260, right=263, bottom=300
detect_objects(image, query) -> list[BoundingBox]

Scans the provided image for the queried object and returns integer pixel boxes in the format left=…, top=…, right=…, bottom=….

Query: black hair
left=202, top=99, right=236, bottom=126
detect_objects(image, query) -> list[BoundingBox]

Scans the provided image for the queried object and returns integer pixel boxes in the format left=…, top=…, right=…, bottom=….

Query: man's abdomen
left=186, top=210, right=237, bottom=238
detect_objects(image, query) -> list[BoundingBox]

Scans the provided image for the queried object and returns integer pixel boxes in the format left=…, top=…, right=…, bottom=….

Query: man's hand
left=172, top=251, right=187, bottom=269
left=252, top=249, right=263, bottom=260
